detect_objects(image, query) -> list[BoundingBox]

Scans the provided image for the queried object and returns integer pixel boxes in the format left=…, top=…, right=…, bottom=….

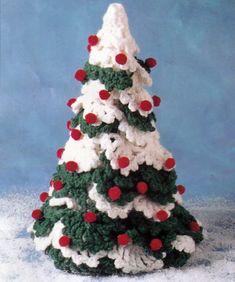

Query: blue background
left=1, top=0, right=235, bottom=199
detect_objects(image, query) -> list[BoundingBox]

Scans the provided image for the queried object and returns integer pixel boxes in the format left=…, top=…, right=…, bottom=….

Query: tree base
left=45, top=246, right=192, bottom=276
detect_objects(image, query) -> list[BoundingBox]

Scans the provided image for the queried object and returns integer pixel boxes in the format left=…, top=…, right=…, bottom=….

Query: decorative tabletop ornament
left=28, top=3, right=203, bottom=276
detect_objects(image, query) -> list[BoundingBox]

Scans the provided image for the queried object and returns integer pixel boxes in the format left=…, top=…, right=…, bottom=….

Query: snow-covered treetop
left=89, top=3, right=141, bottom=72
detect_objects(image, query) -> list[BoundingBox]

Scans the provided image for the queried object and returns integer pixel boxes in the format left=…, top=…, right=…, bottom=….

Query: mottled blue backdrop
left=1, top=0, right=235, bottom=199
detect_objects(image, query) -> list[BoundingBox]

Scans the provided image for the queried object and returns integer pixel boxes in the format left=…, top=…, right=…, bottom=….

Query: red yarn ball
left=136, top=181, right=149, bottom=194
left=59, top=235, right=71, bottom=247
left=85, top=113, right=97, bottom=124
left=39, top=192, right=49, bottom=202
left=150, top=238, right=163, bottom=251
left=108, top=186, right=122, bottom=201
left=152, top=96, right=161, bottom=107
left=99, top=89, right=110, bottom=100
left=66, top=120, right=72, bottom=131
left=155, top=210, right=169, bottom=222
left=139, top=100, right=152, bottom=111
left=67, top=98, right=76, bottom=108
left=84, top=211, right=97, bottom=223
left=65, top=161, right=78, bottom=172
left=117, top=233, right=130, bottom=246
left=145, top=57, right=157, bottom=68
left=164, top=158, right=176, bottom=170
left=32, top=209, right=43, bottom=220
left=190, top=221, right=200, bottom=232
left=71, top=129, right=82, bottom=140
left=53, top=180, right=64, bottom=191
left=88, top=35, right=99, bottom=46
left=117, top=156, right=130, bottom=169
left=74, top=69, right=87, bottom=81
left=115, top=53, right=127, bottom=65
left=56, top=148, right=64, bottom=159
left=177, top=185, right=186, bottom=195
left=87, top=45, right=91, bottom=53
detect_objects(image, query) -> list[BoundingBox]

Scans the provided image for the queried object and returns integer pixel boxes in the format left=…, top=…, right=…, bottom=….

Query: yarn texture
left=28, top=3, right=203, bottom=276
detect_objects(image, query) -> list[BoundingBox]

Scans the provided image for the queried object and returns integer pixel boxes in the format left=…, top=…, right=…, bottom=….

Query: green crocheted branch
left=45, top=243, right=191, bottom=276
left=118, top=102, right=156, bottom=132
left=31, top=151, right=203, bottom=259
left=71, top=109, right=119, bottom=138
left=30, top=53, right=203, bottom=275
left=33, top=197, right=202, bottom=257
left=70, top=104, right=156, bottom=138
left=45, top=246, right=120, bottom=276
left=52, top=152, right=177, bottom=207
left=94, top=152, right=177, bottom=206
left=83, top=62, right=133, bottom=91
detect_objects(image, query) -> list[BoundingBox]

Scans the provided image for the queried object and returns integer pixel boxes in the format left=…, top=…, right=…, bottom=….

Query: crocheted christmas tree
left=28, top=3, right=203, bottom=276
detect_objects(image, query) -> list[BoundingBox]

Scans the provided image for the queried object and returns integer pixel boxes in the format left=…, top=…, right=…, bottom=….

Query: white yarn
left=29, top=4, right=194, bottom=274
left=98, top=133, right=172, bottom=176
left=71, top=80, right=123, bottom=124
left=88, top=184, right=174, bottom=220
left=171, top=235, right=196, bottom=254
left=30, top=220, right=164, bottom=272
left=49, top=197, right=77, bottom=209
left=108, top=245, right=163, bottom=274
left=119, top=72, right=153, bottom=116
left=118, top=120, right=158, bottom=146
left=88, top=3, right=147, bottom=78
left=48, top=186, right=54, bottom=197
left=59, top=128, right=101, bottom=173
left=173, top=192, right=183, bottom=205
left=58, top=120, right=172, bottom=176
left=71, top=78, right=153, bottom=122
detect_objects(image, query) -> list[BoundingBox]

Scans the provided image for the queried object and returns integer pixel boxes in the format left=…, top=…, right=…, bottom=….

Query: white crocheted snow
left=88, top=184, right=174, bottom=220
left=88, top=3, right=152, bottom=87
left=49, top=197, right=76, bottom=209
left=48, top=186, right=54, bottom=196
left=171, top=235, right=196, bottom=254
left=57, top=124, right=172, bottom=177
left=30, top=220, right=107, bottom=267
left=29, top=219, right=164, bottom=272
left=118, top=72, right=154, bottom=116
left=71, top=78, right=153, bottom=122
left=71, top=80, right=123, bottom=124
left=118, top=120, right=157, bottom=146
left=173, top=192, right=183, bottom=205
left=32, top=221, right=64, bottom=251
left=57, top=112, right=172, bottom=176
left=1, top=193, right=235, bottom=282
left=98, top=132, right=172, bottom=176
left=59, top=129, right=101, bottom=173
left=108, top=245, right=163, bottom=274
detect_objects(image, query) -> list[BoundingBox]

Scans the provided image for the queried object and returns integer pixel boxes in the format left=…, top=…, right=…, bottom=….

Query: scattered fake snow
left=0, top=192, right=234, bottom=282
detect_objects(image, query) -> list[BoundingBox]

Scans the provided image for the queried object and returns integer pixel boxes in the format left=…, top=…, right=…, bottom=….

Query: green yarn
left=70, top=109, right=119, bottom=138
left=83, top=62, right=133, bottom=91
left=93, top=152, right=177, bottom=206
left=172, top=204, right=203, bottom=243
left=61, top=210, right=120, bottom=253
left=45, top=245, right=191, bottom=274
left=45, top=246, right=120, bottom=276
left=32, top=196, right=203, bottom=273
left=163, top=249, right=191, bottom=268
left=32, top=179, right=203, bottom=260
left=118, top=102, right=156, bottom=132
left=30, top=58, right=203, bottom=275
left=31, top=151, right=203, bottom=275
left=33, top=203, right=68, bottom=237
left=52, top=164, right=94, bottom=208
